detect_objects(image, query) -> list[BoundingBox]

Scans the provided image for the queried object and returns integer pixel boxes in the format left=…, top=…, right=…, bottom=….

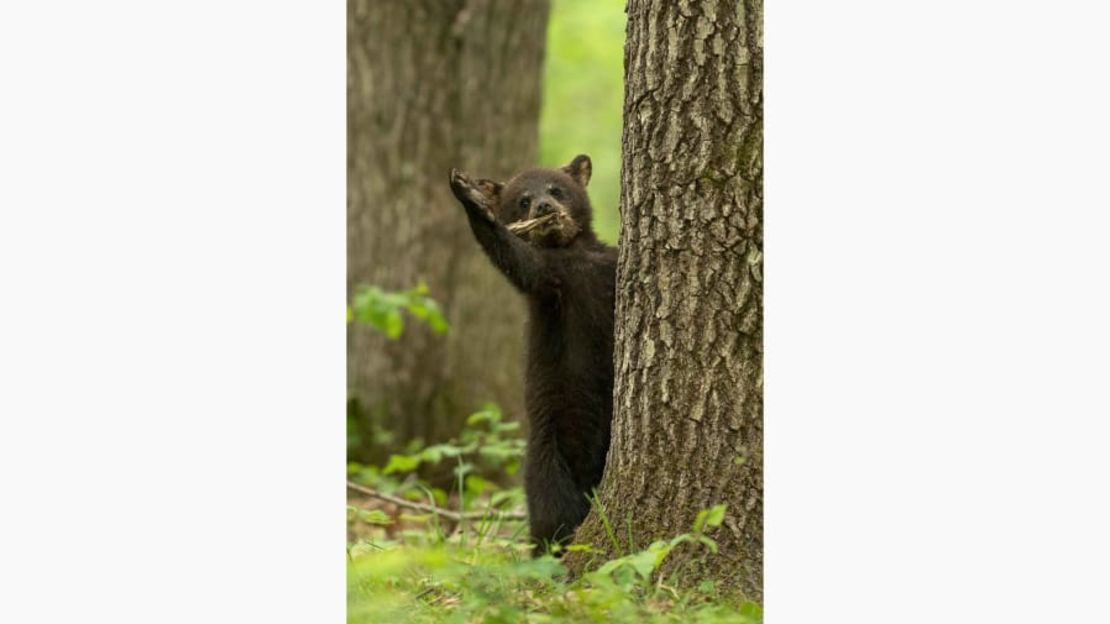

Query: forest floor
left=347, top=478, right=762, bottom=623
left=346, top=404, right=760, bottom=622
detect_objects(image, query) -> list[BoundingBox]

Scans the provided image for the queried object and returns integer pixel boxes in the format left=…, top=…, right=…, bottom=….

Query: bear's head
left=471, top=155, right=595, bottom=247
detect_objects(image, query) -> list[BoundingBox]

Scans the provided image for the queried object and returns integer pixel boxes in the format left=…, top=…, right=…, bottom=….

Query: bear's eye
left=549, top=187, right=564, bottom=200
left=519, top=197, right=531, bottom=210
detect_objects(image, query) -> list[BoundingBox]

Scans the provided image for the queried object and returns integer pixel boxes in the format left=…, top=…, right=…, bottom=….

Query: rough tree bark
left=567, top=0, right=764, bottom=602
left=347, top=1, right=549, bottom=460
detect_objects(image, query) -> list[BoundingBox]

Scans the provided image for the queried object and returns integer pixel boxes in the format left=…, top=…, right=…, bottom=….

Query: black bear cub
left=449, top=155, right=616, bottom=555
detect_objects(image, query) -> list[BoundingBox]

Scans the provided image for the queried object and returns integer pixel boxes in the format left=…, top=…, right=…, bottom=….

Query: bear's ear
left=475, top=178, right=504, bottom=202
left=561, top=154, right=592, bottom=188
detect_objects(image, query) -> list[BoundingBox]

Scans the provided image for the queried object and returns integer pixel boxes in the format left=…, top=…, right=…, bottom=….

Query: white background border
left=1, top=1, right=1107, bottom=622
left=1, top=2, right=345, bottom=622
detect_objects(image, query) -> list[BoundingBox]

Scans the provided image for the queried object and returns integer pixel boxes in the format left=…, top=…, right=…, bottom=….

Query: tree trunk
left=568, top=0, right=764, bottom=602
left=347, top=1, right=549, bottom=462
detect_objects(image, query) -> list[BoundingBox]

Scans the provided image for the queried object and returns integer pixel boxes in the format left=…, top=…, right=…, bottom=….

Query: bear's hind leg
left=524, top=446, right=590, bottom=556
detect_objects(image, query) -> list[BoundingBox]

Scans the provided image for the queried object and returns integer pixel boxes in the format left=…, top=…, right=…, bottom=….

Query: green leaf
left=693, top=509, right=709, bottom=533
left=694, top=503, right=727, bottom=532
left=478, top=445, right=524, bottom=463
left=429, top=487, right=448, bottom=507
left=740, top=601, right=764, bottom=622
left=406, top=299, right=430, bottom=319
left=624, top=548, right=661, bottom=579
left=704, top=504, right=727, bottom=528
left=424, top=307, right=449, bottom=334
left=357, top=509, right=392, bottom=525
left=465, top=475, right=496, bottom=495
left=594, top=558, right=624, bottom=577
left=348, top=284, right=450, bottom=337
left=490, top=489, right=521, bottom=507
left=669, top=533, right=695, bottom=548
left=466, top=404, right=502, bottom=426
left=422, top=443, right=465, bottom=462
left=382, top=308, right=404, bottom=339
left=382, top=453, right=421, bottom=474
left=420, top=445, right=445, bottom=464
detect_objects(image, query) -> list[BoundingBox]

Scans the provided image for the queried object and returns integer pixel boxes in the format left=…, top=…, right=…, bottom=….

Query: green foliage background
left=539, top=0, right=626, bottom=245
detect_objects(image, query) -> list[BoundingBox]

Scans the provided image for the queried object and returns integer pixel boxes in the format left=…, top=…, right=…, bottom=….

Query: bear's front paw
left=449, top=168, right=497, bottom=223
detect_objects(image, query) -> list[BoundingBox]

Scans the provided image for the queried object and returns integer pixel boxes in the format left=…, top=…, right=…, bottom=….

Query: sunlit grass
left=346, top=396, right=761, bottom=623
left=347, top=531, right=761, bottom=624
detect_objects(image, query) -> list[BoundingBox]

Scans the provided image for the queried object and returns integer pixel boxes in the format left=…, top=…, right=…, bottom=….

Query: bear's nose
left=535, top=202, right=554, bottom=216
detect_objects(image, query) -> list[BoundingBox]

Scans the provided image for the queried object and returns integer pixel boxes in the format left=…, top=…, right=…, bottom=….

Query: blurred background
left=539, top=0, right=624, bottom=244
left=347, top=0, right=624, bottom=485
left=345, top=8, right=637, bottom=615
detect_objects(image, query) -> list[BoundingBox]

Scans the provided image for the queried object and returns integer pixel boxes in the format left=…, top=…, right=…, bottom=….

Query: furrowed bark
left=567, top=0, right=763, bottom=602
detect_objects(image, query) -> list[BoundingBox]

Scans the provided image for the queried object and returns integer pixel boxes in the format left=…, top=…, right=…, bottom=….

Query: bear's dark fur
left=449, top=155, right=616, bottom=554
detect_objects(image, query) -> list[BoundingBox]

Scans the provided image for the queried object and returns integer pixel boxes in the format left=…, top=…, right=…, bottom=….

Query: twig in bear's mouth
left=506, top=212, right=559, bottom=236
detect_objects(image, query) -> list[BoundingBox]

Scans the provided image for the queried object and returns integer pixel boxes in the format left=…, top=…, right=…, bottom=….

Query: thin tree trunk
left=347, top=1, right=549, bottom=462
left=568, top=0, right=764, bottom=602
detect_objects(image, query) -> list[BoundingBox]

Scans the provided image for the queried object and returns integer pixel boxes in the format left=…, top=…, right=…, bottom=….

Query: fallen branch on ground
left=346, top=480, right=527, bottom=522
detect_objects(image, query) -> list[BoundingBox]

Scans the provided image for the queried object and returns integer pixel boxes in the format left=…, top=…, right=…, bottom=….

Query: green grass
left=347, top=530, right=762, bottom=624
left=347, top=402, right=762, bottom=623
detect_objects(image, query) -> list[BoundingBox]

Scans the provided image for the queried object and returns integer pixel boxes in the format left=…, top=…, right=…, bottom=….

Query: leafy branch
left=348, top=282, right=449, bottom=338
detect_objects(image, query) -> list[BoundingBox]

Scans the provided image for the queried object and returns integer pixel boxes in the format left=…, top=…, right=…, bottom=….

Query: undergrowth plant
left=348, top=499, right=761, bottom=624
left=347, top=283, right=450, bottom=457
left=347, top=408, right=761, bottom=622
left=348, top=403, right=526, bottom=531
left=348, top=282, right=449, bottom=339
left=346, top=285, right=762, bottom=622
